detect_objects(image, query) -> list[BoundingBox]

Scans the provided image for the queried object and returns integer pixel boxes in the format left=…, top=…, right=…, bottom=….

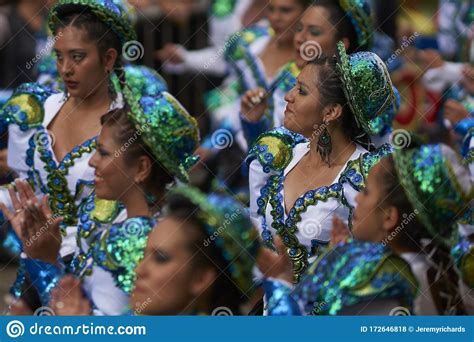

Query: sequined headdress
left=335, top=42, right=397, bottom=136
left=393, top=143, right=474, bottom=247
left=48, top=0, right=137, bottom=45
left=338, top=0, right=374, bottom=50
left=123, top=90, right=200, bottom=182
left=169, top=185, right=260, bottom=295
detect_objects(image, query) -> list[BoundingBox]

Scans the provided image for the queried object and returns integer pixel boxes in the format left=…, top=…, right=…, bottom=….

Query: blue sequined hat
left=338, top=0, right=374, bottom=50
left=336, top=41, right=397, bottom=136
left=48, top=0, right=137, bottom=45
left=286, top=240, right=417, bottom=315
left=112, top=64, right=168, bottom=96
left=368, top=86, right=400, bottom=135
left=169, top=185, right=260, bottom=295
left=123, top=90, right=200, bottom=182
left=393, top=144, right=474, bottom=247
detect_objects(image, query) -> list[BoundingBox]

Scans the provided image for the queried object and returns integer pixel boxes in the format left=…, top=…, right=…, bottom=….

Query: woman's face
left=267, top=0, right=306, bottom=44
left=294, top=6, right=339, bottom=69
left=54, top=25, right=113, bottom=99
left=131, top=217, right=203, bottom=315
left=88, top=125, right=139, bottom=201
left=283, top=63, right=324, bottom=137
left=352, top=162, right=390, bottom=243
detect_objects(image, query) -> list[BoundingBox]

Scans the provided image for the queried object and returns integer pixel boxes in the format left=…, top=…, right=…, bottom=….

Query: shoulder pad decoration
left=1, top=83, right=56, bottom=131
left=247, top=127, right=308, bottom=173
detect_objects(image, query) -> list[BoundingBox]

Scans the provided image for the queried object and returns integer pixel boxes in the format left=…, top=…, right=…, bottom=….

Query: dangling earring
left=317, top=121, right=332, bottom=167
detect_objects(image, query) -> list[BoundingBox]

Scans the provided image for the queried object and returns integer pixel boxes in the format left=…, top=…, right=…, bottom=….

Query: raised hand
left=240, top=88, right=269, bottom=123
left=444, top=99, right=470, bottom=127
left=330, top=215, right=350, bottom=246
left=0, top=179, right=35, bottom=242
left=22, top=194, right=63, bottom=263
left=257, top=236, right=293, bottom=283
left=0, top=179, right=62, bottom=263
left=155, top=44, right=184, bottom=64
left=50, top=276, right=91, bottom=316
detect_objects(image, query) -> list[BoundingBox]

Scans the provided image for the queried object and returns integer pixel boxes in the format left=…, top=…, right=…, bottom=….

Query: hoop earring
left=317, top=121, right=332, bottom=167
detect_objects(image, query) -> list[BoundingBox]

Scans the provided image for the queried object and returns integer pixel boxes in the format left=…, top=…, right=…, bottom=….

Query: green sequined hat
left=393, top=143, right=474, bottom=247
left=338, top=0, right=374, bottom=50
left=335, top=41, right=397, bottom=136
left=169, top=185, right=260, bottom=295
left=48, top=0, right=137, bottom=45
left=123, top=89, right=200, bottom=182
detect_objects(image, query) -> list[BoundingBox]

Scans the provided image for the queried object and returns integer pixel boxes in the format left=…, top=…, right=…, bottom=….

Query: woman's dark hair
left=308, top=55, right=372, bottom=149
left=311, top=0, right=360, bottom=53
left=100, top=108, right=174, bottom=208
left=376, top=156, right=466, bottom=315
left=166, top=195, right=245, bottom=315
left=52, top=7, right=128, bottom=96
left=296, top=0, right=313, bottom=8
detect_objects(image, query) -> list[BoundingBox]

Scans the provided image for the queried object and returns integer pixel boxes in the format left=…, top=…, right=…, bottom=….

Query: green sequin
left=394, top=144, right=474, bottom=248
left=211, top=0, right=237, bottom=18
left=336, top=42, right=397, bottom=136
